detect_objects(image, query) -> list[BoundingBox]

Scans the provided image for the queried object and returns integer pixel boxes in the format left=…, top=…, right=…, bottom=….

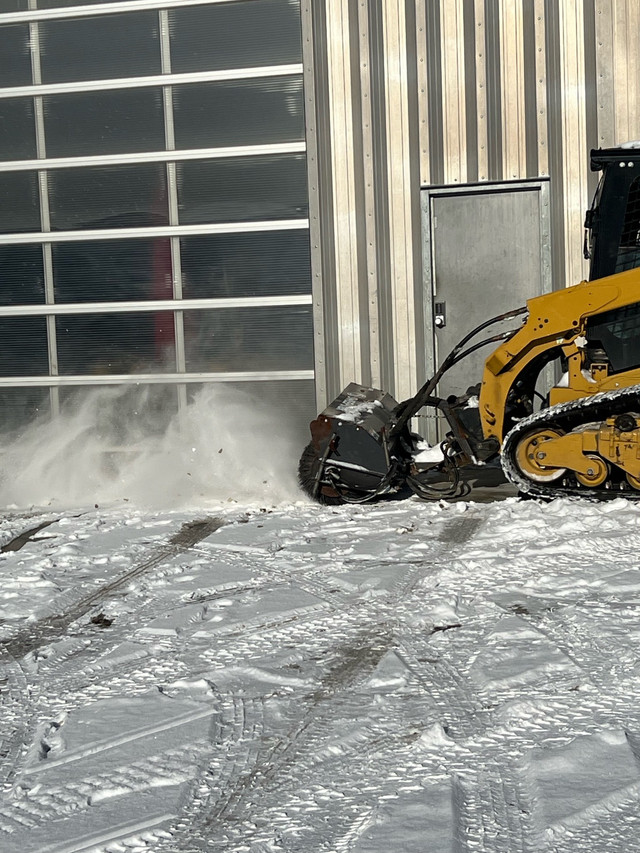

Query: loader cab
left=583, top=146, right=640, bottom=374
left=586, top=146, right=640, bottom=281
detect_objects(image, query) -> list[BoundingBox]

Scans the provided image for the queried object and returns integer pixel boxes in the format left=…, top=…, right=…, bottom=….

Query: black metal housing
left=306, top=382, right=402, bottom=499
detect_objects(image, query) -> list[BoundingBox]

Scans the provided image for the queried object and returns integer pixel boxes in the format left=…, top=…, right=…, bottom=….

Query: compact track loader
left=299, top=146, right=640, bottom=503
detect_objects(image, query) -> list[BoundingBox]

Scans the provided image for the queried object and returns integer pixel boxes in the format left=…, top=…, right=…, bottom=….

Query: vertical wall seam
left=383, top=0, right=417, bottom=399
left=326, top=0, right=362, bottom=386
left=368, top=2, right=394, bottom=393
left=484, top=0, right=502, bottom=180
left=534, top=0, right=548, bottom=175
left=594, top=0, right=614, bottom=148
left=474, top=0, right=488, bottom=181
left=633, top=0, right=640, bottom=140
left=358, top=0, right=379, bottom=388
left=522, top=0, right=538, bottom=177
left=499, top=0, right=526, bottom=178
left=28, top=9, right=59, bottom=415
left=544, top=0, right=564, bottom=287
left=405, top=0, right=425, bottom=387
left=302, top=0, right=336, bottom=406
left=462, top=0, right=478, bottom=183
left=415, top=0, right=430, bottom=185
left=617, top=0, right=629, bottom=141
left=159, top=8, right=186, bottom=398
left=583, top=0, right=598, bottom=198
left=426, top=0, right=444, bottom=184
left=625, top=0, right=640, bottom=142
left=347, top=0, right=370, bottom=386
left=558, top=0, right=588, bottom=286
left=440, top=0, right=467, bottom=183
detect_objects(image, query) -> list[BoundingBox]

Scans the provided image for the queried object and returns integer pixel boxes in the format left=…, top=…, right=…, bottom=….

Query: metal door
left=422, top=181, right=551, bottom=440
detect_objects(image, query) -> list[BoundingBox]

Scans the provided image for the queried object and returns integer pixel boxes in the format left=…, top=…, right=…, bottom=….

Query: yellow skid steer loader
left=299, top=146, right=640, bottom=503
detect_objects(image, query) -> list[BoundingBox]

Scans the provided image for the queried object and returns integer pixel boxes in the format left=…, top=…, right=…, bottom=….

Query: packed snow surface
left=1, top=488, right=640, bottom=852
left=0, top=386, right=639, bottom=851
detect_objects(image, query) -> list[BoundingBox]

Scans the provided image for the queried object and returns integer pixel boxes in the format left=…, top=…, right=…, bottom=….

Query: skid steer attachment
left=298, top=308, right=523, bottom=504
left=298, top=383, right=402, bottom=504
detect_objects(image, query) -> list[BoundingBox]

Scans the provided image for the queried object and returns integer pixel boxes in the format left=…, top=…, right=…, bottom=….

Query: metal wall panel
left=324, top=0, right=365, bottom=387
left=304, top=0, right=640, bottom=407
left=303, top=0, right=423, bottom=404
left=382, top=0, right=423, bottom=401
left=440, top=0, right=467, bottom=185
left=595, top=0, right=640, bottom=148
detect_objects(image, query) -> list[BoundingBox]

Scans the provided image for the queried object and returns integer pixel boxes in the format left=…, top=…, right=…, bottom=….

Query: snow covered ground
left=0, top=386, right=640, bottom=852
left=1, top=490, right=640, bottom=852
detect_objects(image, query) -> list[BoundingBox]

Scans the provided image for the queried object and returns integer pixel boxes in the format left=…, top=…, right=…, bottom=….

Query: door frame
left=420, top=178, right=552, bottom=442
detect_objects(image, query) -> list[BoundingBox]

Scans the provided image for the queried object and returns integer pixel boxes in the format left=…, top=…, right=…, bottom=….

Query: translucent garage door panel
left=186, top=378, right=315, bottom=431
left=0, top=99, right=36, bottom=161
left=0, top=24, right=31, bottom=87
left=48, top=163, right=168, bottom=231
left=184, top=305, right=313, bottom=372
left=173, top=77, right=304, bottom=149
left=177, top=155, right=308, bottom=225
left=0, top=244, right=44, bottom=305
left=0, top=388, right=50, bottom=436
left=169, top=0, right=302, bottom=73
left=56, top=312, right=176, bottom=375
left=52, top=237, right=172, bottom=303
left=0, top=172, right=40, bottom=233
left=0, top=2, right=30, bottom=12
left=58, top=384, right=179, bottom=441
left=0, top=317, right=48, bottom=376
left=180, top=231, right=311, bottom=299
left=44, top=89, right=166, bottom=158
left=39, top=12, right=161, bottom=83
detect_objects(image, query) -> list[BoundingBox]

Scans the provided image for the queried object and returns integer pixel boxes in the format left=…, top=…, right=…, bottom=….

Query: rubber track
left=501, top=385, right=640, bottom=499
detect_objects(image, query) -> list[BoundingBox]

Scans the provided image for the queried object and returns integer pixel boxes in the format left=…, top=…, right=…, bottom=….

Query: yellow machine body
left=479, top=267, right=640, bottom=489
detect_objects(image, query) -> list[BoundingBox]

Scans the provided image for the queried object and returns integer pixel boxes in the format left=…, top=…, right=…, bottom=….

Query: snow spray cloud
left=0, top=384, right=310, bottom=510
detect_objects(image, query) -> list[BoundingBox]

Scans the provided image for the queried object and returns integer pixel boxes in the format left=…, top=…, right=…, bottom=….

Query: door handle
left=434, top=301, right=446, bottom=328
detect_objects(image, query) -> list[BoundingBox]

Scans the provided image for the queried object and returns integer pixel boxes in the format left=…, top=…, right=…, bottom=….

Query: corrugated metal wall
left=303, top=0, right=640, bottom=408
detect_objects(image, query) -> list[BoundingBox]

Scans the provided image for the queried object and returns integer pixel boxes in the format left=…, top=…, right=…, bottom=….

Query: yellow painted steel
left=478, top=266, right=640, bottom=486
left=507, top=418, right=640, bottom=485
left=478, top=267, right=640, bottom=442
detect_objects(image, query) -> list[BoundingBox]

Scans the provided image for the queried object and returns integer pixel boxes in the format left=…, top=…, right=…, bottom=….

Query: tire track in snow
left=8, top=501, right=625, bottom=853
left=0, top=516, right=225, bottom=660
left=158, top=510, right=528, bottom=853
left=545, top=780, right=640, bottom=852
left=8, top=504, right=566, bottom=852
left=0, top=698, right=224, bottom=851
left=0, top=649, right=33, bottom=791
left=0, top=741, right=212, bottom=833
left=27, top=523, right=355, bottom=696
left=450, top=758, right=542, bottom=853
left=165, top=628, right=410, bottom=852
left=395, top=635, right=489, bottom=740
left=0, top=516, right=226, bottom=802
left=33, top=511, right=484, bottom=705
